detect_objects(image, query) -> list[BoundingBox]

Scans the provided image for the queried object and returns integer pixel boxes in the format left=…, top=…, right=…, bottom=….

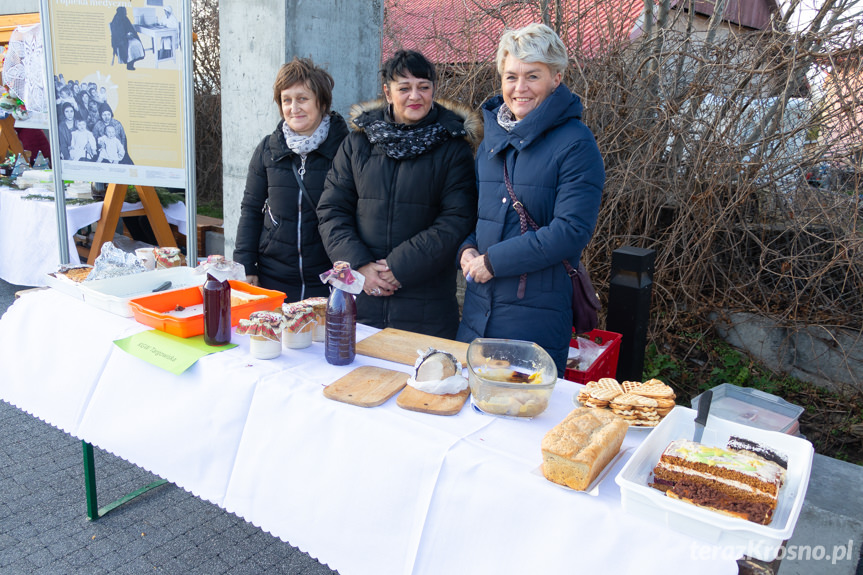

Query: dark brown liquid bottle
left=325, top=285, right=356, bottom=365
left=203, top=273, right=231, bottom=346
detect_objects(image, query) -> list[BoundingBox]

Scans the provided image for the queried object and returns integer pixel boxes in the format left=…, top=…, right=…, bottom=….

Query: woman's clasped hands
left=360, top=259, right=401, bottom=297
left=460, top=248, right=493, bottom=284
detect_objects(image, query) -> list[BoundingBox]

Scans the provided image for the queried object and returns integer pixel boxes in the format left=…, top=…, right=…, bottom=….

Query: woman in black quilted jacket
left=317, top=50, right=479, bottom=338
left=234, top=58, right=349, bottom=301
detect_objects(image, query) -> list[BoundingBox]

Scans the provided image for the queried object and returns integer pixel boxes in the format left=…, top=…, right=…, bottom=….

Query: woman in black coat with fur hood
left=234, top=58, right=349, bottom=302
left=317, top=50, right=480, bottom=339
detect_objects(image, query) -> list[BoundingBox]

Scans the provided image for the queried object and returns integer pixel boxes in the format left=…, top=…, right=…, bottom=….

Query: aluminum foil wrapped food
left=85, top=242, right=145, bottom=281
left=407, top=348, right=469, bottom=395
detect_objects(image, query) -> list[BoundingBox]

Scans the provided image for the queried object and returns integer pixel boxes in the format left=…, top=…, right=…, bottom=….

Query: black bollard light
left=605, top=246, right=655, bottom=381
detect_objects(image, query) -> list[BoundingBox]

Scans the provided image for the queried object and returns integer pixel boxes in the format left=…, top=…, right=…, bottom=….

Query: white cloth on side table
left=0, top=186, right=187, bottom=286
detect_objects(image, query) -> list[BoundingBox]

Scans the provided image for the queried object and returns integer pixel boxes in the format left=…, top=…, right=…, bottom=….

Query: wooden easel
left=0, top=115, right=25, bottom=159
left=86, top=183, right=177, bottom=264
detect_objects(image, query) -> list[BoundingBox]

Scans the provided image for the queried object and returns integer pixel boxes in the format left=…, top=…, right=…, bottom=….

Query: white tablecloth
left=0, top=289, right=738, bottom=575
left=0, top=186, right=187, bottom=286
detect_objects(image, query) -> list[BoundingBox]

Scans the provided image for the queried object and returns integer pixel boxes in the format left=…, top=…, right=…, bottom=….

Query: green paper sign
left=114, top=330, right=237, bottom=375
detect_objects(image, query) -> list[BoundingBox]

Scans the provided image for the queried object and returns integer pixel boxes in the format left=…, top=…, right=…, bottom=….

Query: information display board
left=44, top=0, right=188, bottom=188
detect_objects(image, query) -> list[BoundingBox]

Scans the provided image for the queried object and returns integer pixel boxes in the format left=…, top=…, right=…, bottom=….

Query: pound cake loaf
left=650, top=439, right=785, bottom=525
left=542, top=407, right=628, bottom=491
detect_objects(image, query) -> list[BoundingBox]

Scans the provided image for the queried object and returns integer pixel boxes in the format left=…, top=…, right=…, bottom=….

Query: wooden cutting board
left=396, top=385, right=471, bottom=416
left=356, top=328, right=469, bottom=366
left=323, top=366, right=409, bottom=408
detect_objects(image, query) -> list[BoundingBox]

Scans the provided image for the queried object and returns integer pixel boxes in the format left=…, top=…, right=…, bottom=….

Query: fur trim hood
left=349, top=98, right=482, bottom=148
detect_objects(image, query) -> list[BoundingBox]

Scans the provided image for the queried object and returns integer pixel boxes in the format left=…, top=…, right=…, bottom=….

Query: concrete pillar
left=220, top=0, right=383, bottom=260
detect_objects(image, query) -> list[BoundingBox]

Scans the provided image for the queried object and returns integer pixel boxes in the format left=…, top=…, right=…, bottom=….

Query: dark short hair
left=273, top=57, right=334, bottom=114
left=380, top=50, right=436, bottom=85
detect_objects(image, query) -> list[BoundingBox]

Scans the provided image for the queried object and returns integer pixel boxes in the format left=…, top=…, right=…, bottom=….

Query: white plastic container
left=614, top=406, right=813, bottom=561
left=691, top=383, right=804, bottom=435
left=79, top=267, right=205, bottom=317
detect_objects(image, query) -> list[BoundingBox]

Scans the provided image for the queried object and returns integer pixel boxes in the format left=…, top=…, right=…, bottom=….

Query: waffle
left=577, top=378, right=676, bottom=427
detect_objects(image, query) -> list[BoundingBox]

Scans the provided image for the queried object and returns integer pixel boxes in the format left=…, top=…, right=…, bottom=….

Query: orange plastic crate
left=128, top=280, right=285, bottom=338
left=564, top=329, right=622, bottom=384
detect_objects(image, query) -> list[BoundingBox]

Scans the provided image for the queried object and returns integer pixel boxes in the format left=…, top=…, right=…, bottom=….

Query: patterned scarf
left=282, top=114, right=331, bottom=156
left=496, top=103, right=520, bottom=132
left=363, top=113, right=450, bottom=160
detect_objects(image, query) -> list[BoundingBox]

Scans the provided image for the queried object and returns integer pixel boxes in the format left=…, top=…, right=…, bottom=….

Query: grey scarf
left=282, top=114, right=330, bottom=156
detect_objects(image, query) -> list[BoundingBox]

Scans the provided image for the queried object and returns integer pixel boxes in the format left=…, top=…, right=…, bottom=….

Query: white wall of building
left=0, top=1, right=39, bottom=15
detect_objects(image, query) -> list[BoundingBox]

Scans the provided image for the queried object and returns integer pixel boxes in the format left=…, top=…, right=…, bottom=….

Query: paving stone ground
left=0, top=399, right=339, bottom=575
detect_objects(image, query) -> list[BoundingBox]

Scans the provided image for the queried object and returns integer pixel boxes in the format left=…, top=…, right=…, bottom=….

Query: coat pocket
left=258, top=216, right=278, bottom=254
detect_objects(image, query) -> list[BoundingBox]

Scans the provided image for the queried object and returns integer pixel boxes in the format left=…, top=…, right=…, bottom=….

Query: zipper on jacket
left=383, top=161, right=400, bottom=325
left=296, top=155, right=307, bottom=300
left=263, top=200, right=278, bottom=228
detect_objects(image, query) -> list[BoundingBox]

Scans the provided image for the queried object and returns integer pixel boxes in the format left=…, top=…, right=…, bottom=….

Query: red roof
left=670, top=0, right=780, bottom=30
left=383, top=0, right=645, bottom=64
left=384, top=0, right=782, bottom=65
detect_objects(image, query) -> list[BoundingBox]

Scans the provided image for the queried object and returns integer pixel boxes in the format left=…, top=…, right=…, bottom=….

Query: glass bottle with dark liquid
left=203, top=273, right=231, bottom=346
left=325, top=284, right=356, bottom=365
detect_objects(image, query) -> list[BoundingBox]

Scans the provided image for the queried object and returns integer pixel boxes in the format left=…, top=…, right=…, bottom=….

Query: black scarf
left=362, top=111, right=451, bottom=160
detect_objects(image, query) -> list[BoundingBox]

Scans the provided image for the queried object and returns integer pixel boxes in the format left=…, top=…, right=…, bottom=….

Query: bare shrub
left=389, top=0, right=863, bottom=388
left=192, top=0, right=222, bottom=209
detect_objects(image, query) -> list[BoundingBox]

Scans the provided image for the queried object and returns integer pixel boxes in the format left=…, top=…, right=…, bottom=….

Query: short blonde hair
left=496, top=23, right=569, bottom=76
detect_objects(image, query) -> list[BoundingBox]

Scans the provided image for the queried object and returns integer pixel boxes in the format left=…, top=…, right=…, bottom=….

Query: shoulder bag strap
left=291, top=157, right=318, bottom=213
left=503, top=164, right=578, bottom=301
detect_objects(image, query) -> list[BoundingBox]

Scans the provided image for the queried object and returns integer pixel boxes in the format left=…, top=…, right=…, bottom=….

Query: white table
left=0, top=289, right=738, bottom=575
left=0, top=185, right=186, bottom=286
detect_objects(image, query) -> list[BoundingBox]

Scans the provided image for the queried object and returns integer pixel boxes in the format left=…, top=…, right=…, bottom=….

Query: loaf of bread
left=230, top=290, right=268, bottom=307
left=541, top=407, right=628, bottom=491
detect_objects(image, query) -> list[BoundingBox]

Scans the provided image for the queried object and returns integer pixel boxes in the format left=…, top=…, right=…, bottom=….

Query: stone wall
left=712, top=311, right=863, bottom=393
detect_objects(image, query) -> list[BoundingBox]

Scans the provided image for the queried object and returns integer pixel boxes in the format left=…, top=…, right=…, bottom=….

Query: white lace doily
left=3, top=23, right=47, bottom=114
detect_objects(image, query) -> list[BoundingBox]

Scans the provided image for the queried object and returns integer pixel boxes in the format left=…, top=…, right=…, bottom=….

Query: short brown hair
left=273, top=57, right=334, bottom=114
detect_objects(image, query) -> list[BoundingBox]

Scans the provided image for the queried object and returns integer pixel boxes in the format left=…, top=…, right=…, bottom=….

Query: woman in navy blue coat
left=457, top=23, right=605, bottom=373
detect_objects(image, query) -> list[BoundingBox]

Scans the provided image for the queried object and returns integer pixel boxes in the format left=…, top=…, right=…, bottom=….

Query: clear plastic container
left=466, top=338, right=557, bottom=418
left=691, top=383, right=804, bottom=435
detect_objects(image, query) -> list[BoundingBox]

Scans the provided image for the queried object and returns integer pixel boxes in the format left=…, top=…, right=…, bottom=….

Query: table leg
left=87, top=184, right=177, bottom=264
left=136, top=185, right=178, bottom=248
left=87, top=183, right=127, bottom=264
left=81, top=440, right=168, bottom=521
left=82, top=441, right=99, bottom=520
